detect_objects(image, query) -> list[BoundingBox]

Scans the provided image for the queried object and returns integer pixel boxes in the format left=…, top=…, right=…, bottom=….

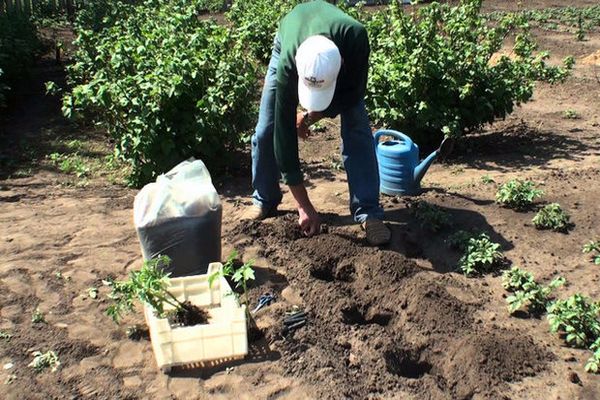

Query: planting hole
left=384, top=350, right=432, bottom=379
left=310, top=265, right=335, bottom=282
left=341, top=305, right=392, bottom=326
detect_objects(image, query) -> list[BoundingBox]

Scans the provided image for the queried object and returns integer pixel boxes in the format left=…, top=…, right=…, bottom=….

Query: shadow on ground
left=448, top=122, right=597, bottom=173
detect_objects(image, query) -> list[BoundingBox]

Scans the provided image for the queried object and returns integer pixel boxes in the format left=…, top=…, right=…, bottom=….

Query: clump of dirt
left=167, top=301, right=210, bottom=327
left=229, top=216, right=553, bottom=399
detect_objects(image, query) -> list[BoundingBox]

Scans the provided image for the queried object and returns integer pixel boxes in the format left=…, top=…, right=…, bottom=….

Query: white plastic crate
left=143, top=262, right=248, bottom=372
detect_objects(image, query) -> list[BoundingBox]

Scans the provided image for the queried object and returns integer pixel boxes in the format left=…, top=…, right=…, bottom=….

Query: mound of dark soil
left=228, top=216, right=553, bottom=399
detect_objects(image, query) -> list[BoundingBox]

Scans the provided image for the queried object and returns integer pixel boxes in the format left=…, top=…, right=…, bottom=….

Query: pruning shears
left=251, top=293, right=276, bottom=314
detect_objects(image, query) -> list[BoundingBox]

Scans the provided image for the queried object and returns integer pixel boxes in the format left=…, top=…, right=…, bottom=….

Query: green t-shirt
left=274, top=0, right=370, bottom=186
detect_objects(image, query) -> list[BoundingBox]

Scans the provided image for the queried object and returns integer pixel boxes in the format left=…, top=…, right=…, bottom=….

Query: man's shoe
left=362, top=219, right=391, bottom=246
left=242, top=205, right=277, bottom=221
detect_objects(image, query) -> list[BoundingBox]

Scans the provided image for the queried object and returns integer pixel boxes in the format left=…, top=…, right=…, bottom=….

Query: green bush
left=0, top=12, right=43, bottom=107
left=227, top=0, right=300, bottom=65
left=63, top=0, right=259, bottom=186
left=359, top=0, right=573, bottom=147
left=532, top=203, right=571, bottom=232
left=495, top=179, right=544, bottom=210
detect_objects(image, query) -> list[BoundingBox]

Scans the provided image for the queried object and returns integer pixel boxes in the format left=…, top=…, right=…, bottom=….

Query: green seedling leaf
left=28, top=350, right=60, bottom=373
left=31, top=308, right=46, bottom=324
left=87, top=287, right=98, bottom=299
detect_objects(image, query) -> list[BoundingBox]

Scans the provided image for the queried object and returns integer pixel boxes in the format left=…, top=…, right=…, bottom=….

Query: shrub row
left=63, top=0, right=575, bottom=184
left=63, top=0, right=258, bottom=186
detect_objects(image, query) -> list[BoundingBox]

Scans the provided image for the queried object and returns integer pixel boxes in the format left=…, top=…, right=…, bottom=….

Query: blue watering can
left=374, top=130, right=448, bottom=196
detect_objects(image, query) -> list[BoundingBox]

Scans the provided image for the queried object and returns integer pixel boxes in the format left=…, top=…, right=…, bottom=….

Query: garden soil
left=1, top=1, right=600, bottom=399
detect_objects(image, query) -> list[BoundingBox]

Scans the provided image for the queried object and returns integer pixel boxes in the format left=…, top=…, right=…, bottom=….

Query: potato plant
left=502, top=267, right=565, bottom=314
left=496, top=179, right=544, bottom=210
left=547, top=294, right=600, bottom=349
left=446, top=230, right=476, bottom=251
left=532, top=203, right=571, bottom=232
left=583, top=240, right=600, bottom=265
left=29, top=350, right=60, bottom=373
left=409, top=201, right=451, bottom=232
left=457, top=233, right=504, bottom=276
left=587, top=338, right=600, bottom=374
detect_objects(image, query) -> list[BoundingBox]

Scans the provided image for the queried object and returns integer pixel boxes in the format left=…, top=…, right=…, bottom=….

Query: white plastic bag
left=134, top=159, right=221, bottom=228
left=134, top=159, right=222, bottom=276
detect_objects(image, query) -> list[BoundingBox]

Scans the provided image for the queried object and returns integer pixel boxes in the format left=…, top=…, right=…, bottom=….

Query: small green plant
left=446, top=230, right=476, bottom=251
left=547, top=294, right=600, bottom=348
left=87, top=287, right=99, bottom=299
left=310, top=121, right=327, bottom=133
left=32, top=308, right=46, bottom=324
left=209, top=250, right=256, bottom=310
left=457, top=233, right=504, bottom=276
left=496, top=179, right=544, bottom=210
left=106, top=256, right=192, bottom=323
left=481, top=175, right=495, bottom=184
left=586, top=338, right=600, bottom=374
left=532, top=203, right=571, bottom=232
left=563, top=109, right=579, bottom=119
left=502, top=267, right=565, bottom=314
left=575, top=16, right=585, bottom=41
left=28, top=350, right=60, bottom=373
left=48, top=152, right=90, bottom=178
left=409, top=201, right=451, bottom=232
left=0, top=330, right=11, bottom=342
left=502, top=266, right=535, bottom=292
left=583, top=241, right=600, bottom=265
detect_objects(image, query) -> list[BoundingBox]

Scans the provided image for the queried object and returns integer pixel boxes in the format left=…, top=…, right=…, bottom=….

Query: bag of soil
left=134, top=159, right=222, bottom=277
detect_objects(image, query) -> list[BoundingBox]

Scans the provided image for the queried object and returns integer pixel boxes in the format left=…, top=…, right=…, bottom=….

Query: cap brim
left=298, top=79, right=336, bottom=112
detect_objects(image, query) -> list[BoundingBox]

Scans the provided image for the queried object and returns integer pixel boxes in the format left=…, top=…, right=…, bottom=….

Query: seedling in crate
left=409, top=201, right=451, bottom=232
left=457, top=233, right=504, bottom=276
left=583, top=240, right=600, bottom=265
left=502, top=267, right=565, bottom=314
left=495, top=179, right=543, bottom=210
left=209, top=250, right=256, bottom=313
left=106, top=255, right=208, bottom=326
left=547, top=294, right=600, bottom=349
left=28, top=350, right=60, bottom=373
left=532, top=203, right=571, bottom=232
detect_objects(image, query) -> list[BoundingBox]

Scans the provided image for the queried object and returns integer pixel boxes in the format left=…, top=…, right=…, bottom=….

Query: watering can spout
left=413, top=150, right=438, bottom=184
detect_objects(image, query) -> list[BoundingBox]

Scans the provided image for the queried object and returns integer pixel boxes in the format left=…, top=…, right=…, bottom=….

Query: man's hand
left=289, top=183, right=321, bottom=237
left=298, top=204, right=320, bottom=237
left=296, top=112, right=310, bottom=140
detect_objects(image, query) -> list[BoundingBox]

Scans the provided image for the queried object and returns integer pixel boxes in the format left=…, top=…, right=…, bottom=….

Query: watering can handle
left=373, top=130, right=414, bottom=150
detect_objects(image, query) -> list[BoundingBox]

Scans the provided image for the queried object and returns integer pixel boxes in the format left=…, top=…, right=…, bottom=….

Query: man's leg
left=250, top=36, right=283, bottom=215
left=340, top=100, right=390, bottom=244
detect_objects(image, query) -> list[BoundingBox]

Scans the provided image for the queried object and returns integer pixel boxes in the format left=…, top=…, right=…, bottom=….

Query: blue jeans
left=251, top=36, right=384, bottom=223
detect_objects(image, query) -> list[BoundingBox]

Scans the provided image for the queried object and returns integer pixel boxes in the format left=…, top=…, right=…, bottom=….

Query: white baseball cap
left=295, top=35, right=342, bottom=112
